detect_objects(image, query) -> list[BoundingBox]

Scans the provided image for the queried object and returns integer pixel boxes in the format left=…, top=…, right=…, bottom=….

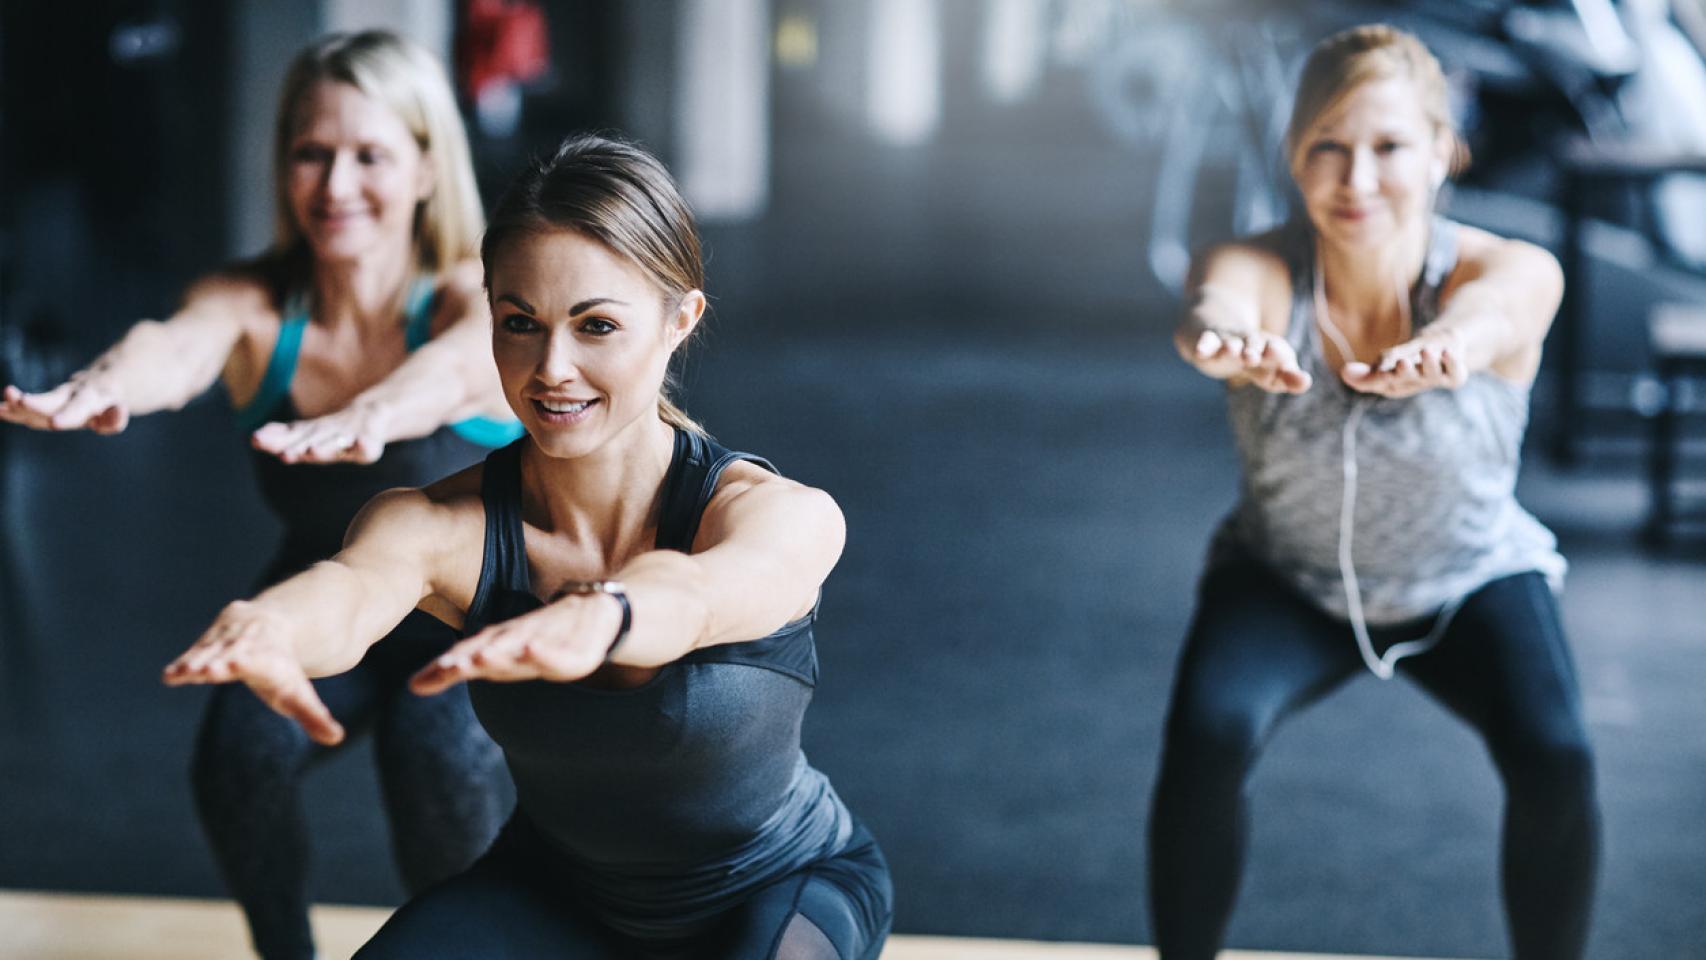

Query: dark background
left=3, top=1, right=1705, bottom=957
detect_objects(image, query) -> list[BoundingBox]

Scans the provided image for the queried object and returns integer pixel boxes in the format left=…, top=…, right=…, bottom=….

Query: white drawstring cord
left=1313, top=256, right=1461, bottom=679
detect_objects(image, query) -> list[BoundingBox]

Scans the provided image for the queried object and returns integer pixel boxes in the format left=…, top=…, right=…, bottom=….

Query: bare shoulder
left=180, top=267, right=277, bottom=326
left=346, top=463, right=490, bottom=614
left=695, top=459, right=845, bottom=552
left=1444, top=225, right=1564, bottom=307
left=430, top=259, right=490, bottom=334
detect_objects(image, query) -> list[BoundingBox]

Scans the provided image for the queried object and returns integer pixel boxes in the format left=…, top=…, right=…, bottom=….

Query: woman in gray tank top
left=1149, top=25, right=1597, bottom=960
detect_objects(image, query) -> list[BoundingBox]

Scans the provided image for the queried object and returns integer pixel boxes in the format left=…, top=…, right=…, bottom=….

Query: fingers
left=0, top=383, right=74, bottom=429
left=163, top=612, right=345, bottom=745
left=252, top=419, right=375, bottom=464
left=410, top=621, right=606, bottom=696
left=50, top=384, right=122, bottom=432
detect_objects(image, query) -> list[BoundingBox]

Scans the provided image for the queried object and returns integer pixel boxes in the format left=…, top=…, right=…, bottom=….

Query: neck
left=519, top=415, right=677, bottom=565
left=309, top=241, right=417, bottom=332
left=1315, top=224, right=1429, bottom=329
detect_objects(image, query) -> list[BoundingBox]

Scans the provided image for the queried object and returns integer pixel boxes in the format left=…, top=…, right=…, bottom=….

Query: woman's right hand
left=0, top=378, right=130, bottom=433
left=163, top=601, right=346, bottom=745
left=1179, top=327, right=1313, bottom=394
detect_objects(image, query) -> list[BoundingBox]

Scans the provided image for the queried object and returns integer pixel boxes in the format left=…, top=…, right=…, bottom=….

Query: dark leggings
left=1148, top=561, right=1599, bottom=960
left=192, top=611, right=510, bottom=960
left=354, top=817, right=894, bottom=960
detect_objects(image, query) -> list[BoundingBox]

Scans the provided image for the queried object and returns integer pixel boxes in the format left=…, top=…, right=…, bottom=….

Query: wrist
left=550, top=580, right=632, bottom=659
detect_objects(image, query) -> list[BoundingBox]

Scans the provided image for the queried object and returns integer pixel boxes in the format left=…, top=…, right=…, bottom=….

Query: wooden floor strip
left=0, top=890, right=1465, bottom=960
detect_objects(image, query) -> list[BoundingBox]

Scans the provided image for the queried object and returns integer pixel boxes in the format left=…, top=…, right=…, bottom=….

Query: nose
left=536, top=326, right=580, bottom=386
left=1344, top=145, right=1379, bottom=194
left=324, top=150, right=359, bottom=200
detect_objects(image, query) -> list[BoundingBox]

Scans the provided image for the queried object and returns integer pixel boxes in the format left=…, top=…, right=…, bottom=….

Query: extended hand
left=252, top=406, right=387, bottom=465
left=163, top=601, right=345, bottom=745
left=1340, top=334, right=1466, bottom=398
left=409, top=593, right=624, bottom=695
left=1185, top=328, right=1313, bottom=394
left=0, top=379, right=129, bottom=433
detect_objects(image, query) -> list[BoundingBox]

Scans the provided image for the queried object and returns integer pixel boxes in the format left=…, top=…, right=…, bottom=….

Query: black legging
left=1149, top=560, right=1599, bottom=960
left=353, top=816, right=893, bottom=960
left=191, top=611, right=511, bottom=960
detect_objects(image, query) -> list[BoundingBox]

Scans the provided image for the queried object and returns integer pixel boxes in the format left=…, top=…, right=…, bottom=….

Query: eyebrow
left=494, top=294, right=628, bottom=316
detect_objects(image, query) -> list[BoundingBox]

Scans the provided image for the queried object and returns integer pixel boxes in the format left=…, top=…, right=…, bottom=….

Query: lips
left=530, top=397, right=600, bottom=425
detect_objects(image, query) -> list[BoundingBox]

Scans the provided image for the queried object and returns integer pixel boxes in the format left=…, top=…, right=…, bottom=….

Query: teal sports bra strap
left=234, top=293, right=309, bottom=432
left=403, top=275, right=437, bottom=351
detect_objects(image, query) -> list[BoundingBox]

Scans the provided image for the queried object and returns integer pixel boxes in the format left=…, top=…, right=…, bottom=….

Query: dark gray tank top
left=462, top=429, right=853, bottom=938
left=1211, top=217, right=1565, bottom=624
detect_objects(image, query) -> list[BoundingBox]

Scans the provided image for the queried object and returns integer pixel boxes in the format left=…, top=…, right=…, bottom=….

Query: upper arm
left=1440, top=228, right=1563, bottom=379
left=686, top=463, right=846, bottom=645
left=166, top=272, right=274, bottom=403
left=1182, top=237, right=1294, bottom=339
left=334, top=484, right=481, bottom=630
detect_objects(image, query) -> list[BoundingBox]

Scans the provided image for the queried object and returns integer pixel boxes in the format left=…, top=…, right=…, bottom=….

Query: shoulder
left=429, top=259, right=489, bottom=329
left=697, top=458, right=845, bottom=551
left=1443, top=225, right=1563, bottom=305
left=346, top=463, right=487, bottom=561
left=180, top=265, right=279, bottom=326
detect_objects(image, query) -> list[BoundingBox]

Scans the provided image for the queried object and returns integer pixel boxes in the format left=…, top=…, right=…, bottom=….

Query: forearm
left=78, top=319, right=228, bottom=415
left=1416, top=285, right=1525, bottom=376
left=247, top=560, right=411, bottom=676
left=342, top=324, right=493, bottom=443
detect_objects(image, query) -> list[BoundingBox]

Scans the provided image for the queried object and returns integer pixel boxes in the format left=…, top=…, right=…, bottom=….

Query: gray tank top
left=1211, top=217, right=1565, bottom=625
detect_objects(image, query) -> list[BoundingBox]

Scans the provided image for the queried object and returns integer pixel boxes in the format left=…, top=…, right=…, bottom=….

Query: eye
left=290, top=143, right=331, bottom=164
left=1309, top=140, right=1347, bottom=156
left=1375, top=140, right=1407, bottom=155
left=499, top=313, right=541, bottom=334
left=357, top=146, right=389, bottom=165
left=579, top=317, right=618, bottom=336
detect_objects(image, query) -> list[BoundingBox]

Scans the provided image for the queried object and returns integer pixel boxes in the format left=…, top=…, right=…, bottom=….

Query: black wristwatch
left=551, top=580, right=632, bottom=659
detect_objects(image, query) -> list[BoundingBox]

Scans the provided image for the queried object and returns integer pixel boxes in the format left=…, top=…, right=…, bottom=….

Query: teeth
left=538, top=400, right=591, bottom=414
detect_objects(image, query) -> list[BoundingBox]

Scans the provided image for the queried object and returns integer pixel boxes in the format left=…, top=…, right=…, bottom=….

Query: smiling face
left=488, top=229, right=703, bottom=460
left=1291, top=77, right=1451, bottom=250
left=284, top=80, right=432, bottom=264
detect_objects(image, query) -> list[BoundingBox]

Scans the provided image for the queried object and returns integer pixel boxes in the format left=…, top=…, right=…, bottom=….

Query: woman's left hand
left=409, top=592, right=624, bottom=695
left=252, top=406, right=388, bottom=464
left=1340, top=332, right=1468, bottom=399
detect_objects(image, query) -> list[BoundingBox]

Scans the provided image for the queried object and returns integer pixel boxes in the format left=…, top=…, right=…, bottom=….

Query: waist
left=513, top=759, right=852, bottom=938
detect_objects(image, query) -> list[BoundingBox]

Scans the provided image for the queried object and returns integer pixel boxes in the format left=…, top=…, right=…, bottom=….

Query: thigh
left=1166, top=560, right=1363, bottom=742
left=354, top=840, right=622, bottom=960
left=1400, top=572, right=1588, bottom=741
left=711, top=823, right=893, bottom=960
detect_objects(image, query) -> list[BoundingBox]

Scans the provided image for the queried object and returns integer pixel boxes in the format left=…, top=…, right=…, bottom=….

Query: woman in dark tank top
left=3, top=31, right=516, bottom=960
left=165, top=134, right=893, bottom=960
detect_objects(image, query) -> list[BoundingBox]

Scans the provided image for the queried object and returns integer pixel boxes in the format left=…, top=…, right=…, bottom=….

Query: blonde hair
left=1285, top=24, right=1469, bottom=178
left=482, top=134, right=708, bottom=435
left=270, top=31, right=483, bottom=281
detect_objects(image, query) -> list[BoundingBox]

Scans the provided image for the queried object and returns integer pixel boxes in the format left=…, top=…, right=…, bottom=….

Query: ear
left=667, top=290, right=706, bottom=350
left=1429, top=136, right=1452, bottom=190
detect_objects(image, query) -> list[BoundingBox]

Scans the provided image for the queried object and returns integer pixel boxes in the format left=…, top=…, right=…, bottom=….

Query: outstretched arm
left=1173, top=240, right=1312, bottom=395
left=1341, top=232, right=1563, bottom=397
left=0, top=274, right=260, bottom=433
left=163, top=487, right=454, bottom=744
left=251, top=263, right=508, bottom=464
left=412, top=467, right=843, bottom=693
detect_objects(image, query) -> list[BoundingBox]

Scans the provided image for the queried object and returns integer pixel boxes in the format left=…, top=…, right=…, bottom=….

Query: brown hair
left=482, top=134, right=706, bottom=434
left=270, top=31, right=483, bottom=283
left=1285, top=24, right=1469, bottom=178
